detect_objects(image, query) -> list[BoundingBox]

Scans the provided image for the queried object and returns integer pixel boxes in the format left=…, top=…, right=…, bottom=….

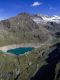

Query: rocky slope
left=33, top=14, right=60, bottom=32
left=0, top=42, right=60, bottom=80
left=0, top=13, right=60, bottom=46
left=0, top=12, right=60, bottom=80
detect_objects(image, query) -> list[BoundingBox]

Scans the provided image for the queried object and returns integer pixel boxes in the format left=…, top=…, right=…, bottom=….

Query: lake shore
left=0, top=43, right=41, bottom=52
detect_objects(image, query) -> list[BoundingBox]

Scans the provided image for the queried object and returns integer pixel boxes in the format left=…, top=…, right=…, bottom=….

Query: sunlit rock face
left=0, top=12, right=60, bottom=46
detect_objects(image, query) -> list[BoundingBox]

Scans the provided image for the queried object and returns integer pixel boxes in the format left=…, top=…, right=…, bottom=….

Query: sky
left=0, top=0, right=60, bottom=20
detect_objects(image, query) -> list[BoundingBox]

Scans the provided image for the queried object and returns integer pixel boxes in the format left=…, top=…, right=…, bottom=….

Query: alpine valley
left=0, top=13, right=60, bottom=80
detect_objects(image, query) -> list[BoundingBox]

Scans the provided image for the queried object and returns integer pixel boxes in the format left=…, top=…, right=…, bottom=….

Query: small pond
left=7, top=47, right=33, bottom=55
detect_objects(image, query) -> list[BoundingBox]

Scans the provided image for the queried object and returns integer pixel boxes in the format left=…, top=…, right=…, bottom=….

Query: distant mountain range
left=32, top=14, right=60, bottom=31
left=33, top=14, right=60, bottom=23
left=0, top=12, right=60, bottom=46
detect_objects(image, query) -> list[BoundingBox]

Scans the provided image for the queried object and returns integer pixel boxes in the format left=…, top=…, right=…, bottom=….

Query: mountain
left=33, top=14, right=60, bottom=23
left=0, top=13, right=60, bottom=80
left=0, top=12, right=60, bottom=46
left=0, top=13, right=51, bottom=46
left=42, top=15, right=60, bottom=23
left=33, top=14, right=60, bottom=30
left=33, top=14, right=60, bottom=36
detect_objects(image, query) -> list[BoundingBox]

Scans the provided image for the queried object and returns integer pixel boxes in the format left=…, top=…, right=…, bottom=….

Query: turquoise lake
left=7, top=47, right=33, bottom=55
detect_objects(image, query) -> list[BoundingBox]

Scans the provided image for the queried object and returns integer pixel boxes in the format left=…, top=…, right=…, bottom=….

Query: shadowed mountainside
left=31, top=43, right=60, bottom=80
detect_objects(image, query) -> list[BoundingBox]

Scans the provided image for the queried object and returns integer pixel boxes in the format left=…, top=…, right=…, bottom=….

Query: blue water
left=7, top=47, right=33, bottom=55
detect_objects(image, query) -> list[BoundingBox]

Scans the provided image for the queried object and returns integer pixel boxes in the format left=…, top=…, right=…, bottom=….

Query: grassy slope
left=0, top=43, right=57, bottom=80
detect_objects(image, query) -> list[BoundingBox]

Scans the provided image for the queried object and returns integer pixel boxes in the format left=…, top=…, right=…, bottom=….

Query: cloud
left=49, top=7, right=56, bottom=10
left=32, top=1, right=43, bottom=7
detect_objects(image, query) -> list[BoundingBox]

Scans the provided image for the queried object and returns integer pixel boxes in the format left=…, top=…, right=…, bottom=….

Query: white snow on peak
left=32, top=14, right=60, bottom=24
left=33, top=17, right=43, bottom=24
left=42, top=15, right=60, bottom=23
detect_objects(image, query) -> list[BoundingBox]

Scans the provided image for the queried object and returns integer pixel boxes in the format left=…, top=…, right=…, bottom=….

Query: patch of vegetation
left=0, top=43, right=57, bottom=80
